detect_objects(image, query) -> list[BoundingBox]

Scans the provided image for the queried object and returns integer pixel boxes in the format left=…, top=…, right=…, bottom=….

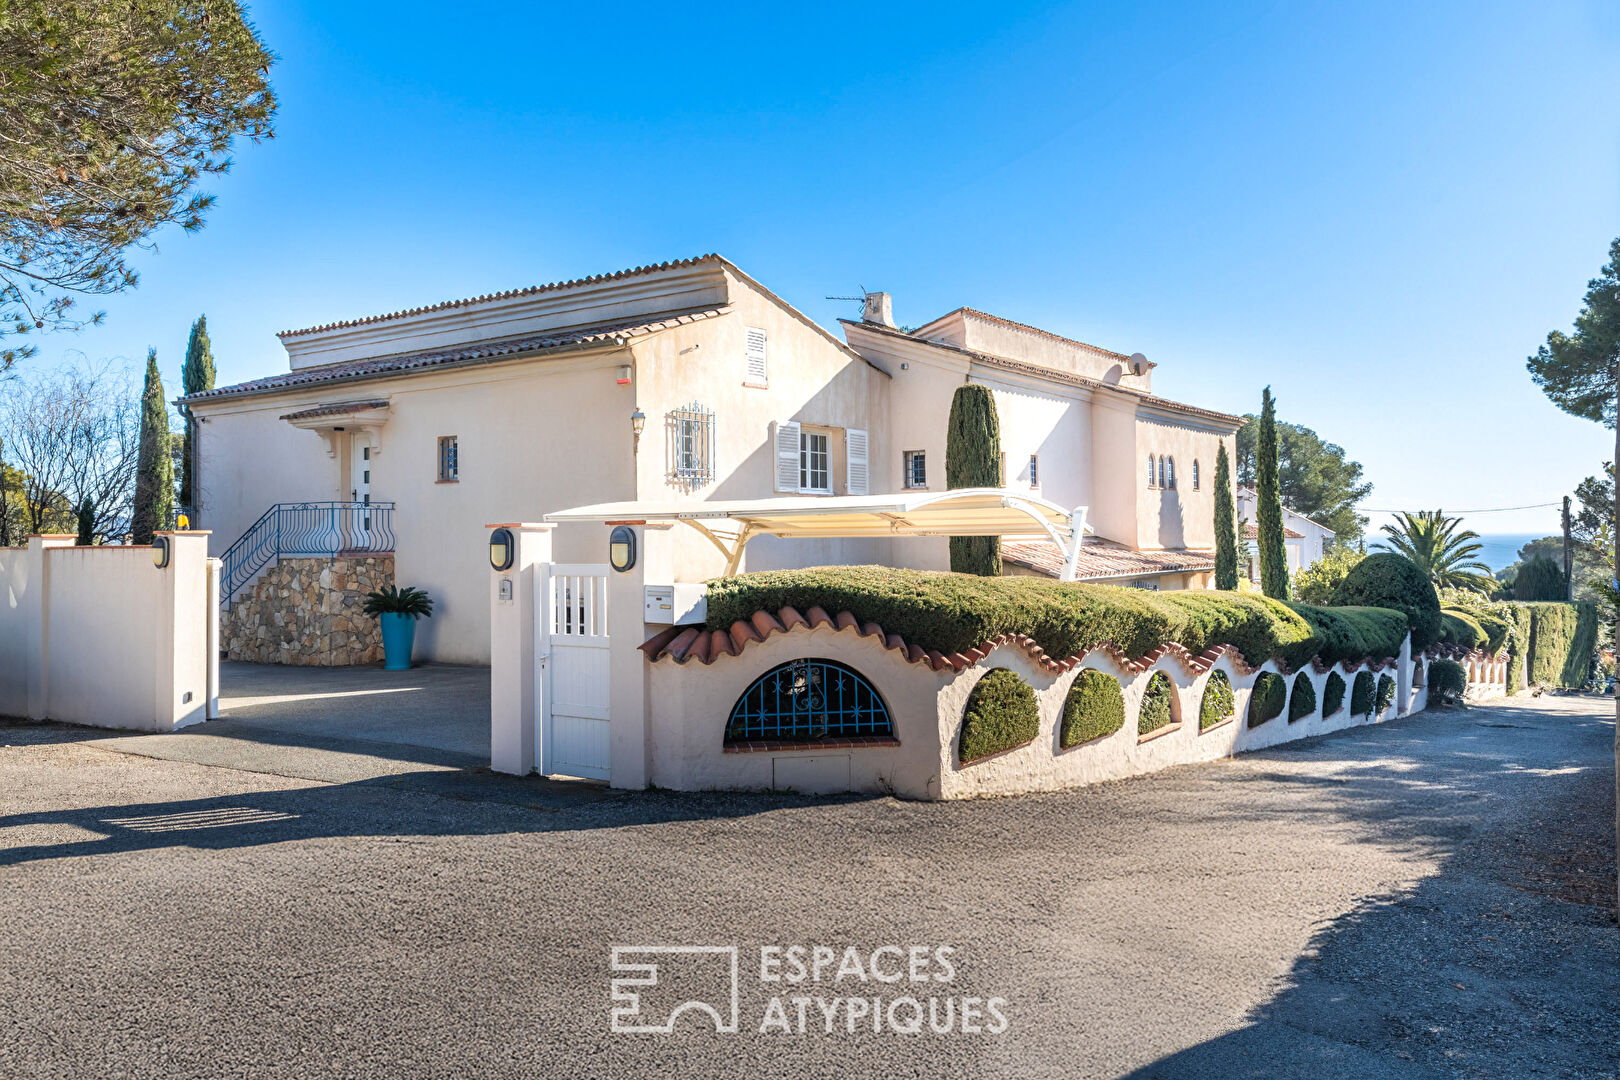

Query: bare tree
left=0, top=361, right=139, bottom=542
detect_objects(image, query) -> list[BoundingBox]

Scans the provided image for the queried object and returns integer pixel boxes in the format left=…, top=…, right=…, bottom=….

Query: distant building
left=1235, top=485, right=1336, bottom=580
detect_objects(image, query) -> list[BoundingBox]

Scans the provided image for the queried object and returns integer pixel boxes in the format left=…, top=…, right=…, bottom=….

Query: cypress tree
left=178, top=315, right=214, bottom=508
left=1256, top=386, right=1289, bottom=599
left=75, top=497, right=95, bottom=546
left=131, top=349, right=174, bottom=545
left=1213, top=443, right=1237, bottom=590
left=945, top=383, right=1002, bottom=576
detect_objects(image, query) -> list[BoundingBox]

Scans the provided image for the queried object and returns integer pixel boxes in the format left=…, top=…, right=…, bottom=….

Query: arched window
left=1166, top=457, right=1176, bottom=489
left=726, top=658, right=892, bottom=744
left=1192, top=460, right=1200, bottom=490
left=1146, top=453, right=1156, bottom=488
left=1157, top=456, right=1166, bottom=488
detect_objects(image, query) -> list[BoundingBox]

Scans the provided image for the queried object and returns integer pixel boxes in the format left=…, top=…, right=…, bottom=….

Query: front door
left=348, top=434, right=372, bottom=549
left=538, top=564, right=611, bottom=781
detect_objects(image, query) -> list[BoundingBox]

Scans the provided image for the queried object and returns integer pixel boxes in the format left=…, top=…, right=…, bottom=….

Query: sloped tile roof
left=1001, top=539, right=1216, bottom=581
left=920, top=306, right=1134, bottom=364
left=1242, top=523, right=1305, bottom=540
left=184, top=307, right=729, bottom=404
left=278, top=400, right=389, bottom=421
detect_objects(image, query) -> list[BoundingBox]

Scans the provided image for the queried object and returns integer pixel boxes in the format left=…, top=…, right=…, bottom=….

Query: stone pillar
left=606, top=524, right=674, bottom=790
left=25, top=534, right=76, bottom=720
left=489, top=523, right=554, bottom=775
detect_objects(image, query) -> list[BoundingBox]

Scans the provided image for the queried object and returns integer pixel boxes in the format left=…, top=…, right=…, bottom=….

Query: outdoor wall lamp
left=488, top=527, right=514, bottom=572
left=609, top=525, right=636, bottom=573
left=631, top=407, right=646, bottom=449
left=151, top=535, right=171, bottom=569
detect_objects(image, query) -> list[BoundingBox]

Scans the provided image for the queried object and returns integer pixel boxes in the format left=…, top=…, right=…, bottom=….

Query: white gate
left=538, top=563, right=611, bottom=780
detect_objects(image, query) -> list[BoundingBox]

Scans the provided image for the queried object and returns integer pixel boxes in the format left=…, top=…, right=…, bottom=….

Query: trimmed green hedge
left=1329, top=553, right=1442, bottom=651
left=1323, top=671, right=1346, bottom=715
left=706, top=567, right=1415, bottom=671
left=1438, top=607, right=1487, bottom=651
left=1351, top=670, right=1376, bottom=717
left=1522, top=601, right=1598, bottom=688
left=1376, top=673, right=1396, bottom=715
left=1138, top=671, right=1176, bottom=736
left=1247, top=672, right=1285, bottom=727
left=959, top=668, right=1040, bottom=764
left=1429, top=658, right=1467, bottom=703
left=1061, top=669, right=1125, bottom=748
left=1200, top=670, right=1234, bottom=730
left=1288, top=671, right=1317, bottom=722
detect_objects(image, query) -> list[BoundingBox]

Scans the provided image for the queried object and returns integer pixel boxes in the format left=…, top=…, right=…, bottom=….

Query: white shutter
left=745, top=327, right=768, bottom=385
left=845, top=428, right=869, bottom=495
left=773, top=420, right=800, bottom=493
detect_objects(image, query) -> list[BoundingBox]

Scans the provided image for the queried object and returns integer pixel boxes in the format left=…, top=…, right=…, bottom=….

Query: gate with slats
left=537, top=564, right=611, bottom=780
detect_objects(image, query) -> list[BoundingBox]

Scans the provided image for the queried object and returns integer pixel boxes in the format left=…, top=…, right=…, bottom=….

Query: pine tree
left=1256, top=386, right=1289, bottom=599
left=1213, top=443, right=1237, bottom=590
left=131, top=349, right=173, bottom=544
left=945, top=383, right=1002, bottom=576
left=178, top=314, right=214, bottom=507
left=74, top=496, right=95, bottom=545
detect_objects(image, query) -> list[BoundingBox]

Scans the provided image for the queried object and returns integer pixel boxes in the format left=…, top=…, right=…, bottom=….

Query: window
left=1028, top=454, right=1039, bottom=488
left=726, top=658, right=893, bottom=744
left=800, top=430, right=830, bottom=493
left=666, top=401, right=715, bottom=488
left=437, top=436, right=458, bottom=482
left=1146, top=453, right=1156, bottom=488
left=744, top=326, right=768, bottom=386
left=903, top=450, right=927, bottom=489
left=1156, top=455, right=1166, bottom=488
left=1192, top=460, right=1200, bottom=490
left=1166, top=457, right=1176, bottom=489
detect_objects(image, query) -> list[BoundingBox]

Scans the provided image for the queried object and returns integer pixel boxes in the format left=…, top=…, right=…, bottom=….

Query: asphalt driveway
left=0, top=693, right=1614, bottom=1079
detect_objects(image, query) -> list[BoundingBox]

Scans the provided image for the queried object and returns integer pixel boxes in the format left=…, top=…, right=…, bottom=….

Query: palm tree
left=1374, top=510, right=1495, bottom=591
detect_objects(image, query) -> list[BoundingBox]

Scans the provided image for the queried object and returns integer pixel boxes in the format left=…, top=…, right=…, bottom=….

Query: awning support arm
left=1059, top=506, right=1088, bottom=582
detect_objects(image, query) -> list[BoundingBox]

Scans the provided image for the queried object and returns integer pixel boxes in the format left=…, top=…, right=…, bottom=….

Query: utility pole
left=1562, top=494, right=1573, bottom=601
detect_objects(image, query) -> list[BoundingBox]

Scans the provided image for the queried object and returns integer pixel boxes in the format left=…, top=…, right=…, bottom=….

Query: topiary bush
left=1375, top=673, right=1396, bottom=716
left=1247, top=672, right=1285, bottom=727
left=1523, top=601, right=1599, bottom=688
left=1322, top=671, right=1346, bottom=715
left=1286, top=603, right=1408, bottom=662
left=1438, top=608, right=1487, bottom=651
left=946, top=385, right=1002, bottom=577
left=1513, top=556, right=1567, bottom=601
left=1199, top=670, right=1235, bottom=730
left=1328, top=552, right=1442, bottom=651
left=1288, top=671, right=1317, bottom=722
left=1351, top=670, right=1376, bottom=717
left=959, top=668, right=1040, bottom=764
left=1060, top=669, right=1125, bottom=748
left=1137, top=671, right=1176, bottom=736
left=1429, top=658, right=1467, bottom=704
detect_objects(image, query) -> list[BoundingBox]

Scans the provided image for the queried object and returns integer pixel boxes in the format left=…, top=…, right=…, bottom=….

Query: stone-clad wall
left=223, top=556, right=393, bottom=666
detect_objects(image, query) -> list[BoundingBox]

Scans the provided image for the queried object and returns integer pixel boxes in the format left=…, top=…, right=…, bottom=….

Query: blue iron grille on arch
left=725, top=658, right=893, bottom=743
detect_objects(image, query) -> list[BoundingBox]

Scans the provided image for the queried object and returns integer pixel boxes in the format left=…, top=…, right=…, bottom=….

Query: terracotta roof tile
left=1001, top=539, right=1216, bottom=581
left=277, top=399, right=389, bottom=422
left=1242, top=523, right=1305, bottom=540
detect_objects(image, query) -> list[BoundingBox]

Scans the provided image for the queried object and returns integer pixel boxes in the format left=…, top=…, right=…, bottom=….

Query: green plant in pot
left=363, top=585, right=433, bottom=670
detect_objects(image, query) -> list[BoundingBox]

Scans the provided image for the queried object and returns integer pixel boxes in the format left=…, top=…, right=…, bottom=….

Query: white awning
left=544, top=489, right=1091, bottom=579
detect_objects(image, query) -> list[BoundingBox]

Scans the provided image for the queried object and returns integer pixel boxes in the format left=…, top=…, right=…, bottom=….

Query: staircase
left=221, top=501, right=396, bottom=608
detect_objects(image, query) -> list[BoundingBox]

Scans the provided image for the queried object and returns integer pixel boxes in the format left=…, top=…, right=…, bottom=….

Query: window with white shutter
left=744, top=327, right=768, bottom=386
left=845, top=428, right=869, bottom=495
left=773, top=420, right=801, bottom=492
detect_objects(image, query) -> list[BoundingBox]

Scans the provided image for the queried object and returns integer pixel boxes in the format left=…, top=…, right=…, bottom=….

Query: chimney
left=862, top=291, right=896, bottom=328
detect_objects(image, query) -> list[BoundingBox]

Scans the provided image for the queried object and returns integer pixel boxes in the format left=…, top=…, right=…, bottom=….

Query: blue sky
left=29, top=0, right=1620, bottom=537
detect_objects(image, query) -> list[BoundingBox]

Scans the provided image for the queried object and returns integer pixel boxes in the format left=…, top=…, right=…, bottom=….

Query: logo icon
left=610, top=946, right=740, bottom=1034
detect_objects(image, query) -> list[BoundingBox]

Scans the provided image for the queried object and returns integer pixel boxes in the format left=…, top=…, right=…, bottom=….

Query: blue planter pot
left=379, top=612, right=417, bottom=670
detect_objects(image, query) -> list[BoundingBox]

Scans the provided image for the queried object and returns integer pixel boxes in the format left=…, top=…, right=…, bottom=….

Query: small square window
left=666, top=402, right=715, bottom=489
left=437, top=436, right=459, bottom=482
left=800, top=431, right=830, bottom=494
left=903, top=450, right=927, bottom=489
left=1028, top=454, right=1039, bottom=488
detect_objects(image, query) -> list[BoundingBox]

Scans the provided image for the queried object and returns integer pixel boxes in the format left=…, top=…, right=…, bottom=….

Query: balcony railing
left=220, top=501, right=396, bottom=608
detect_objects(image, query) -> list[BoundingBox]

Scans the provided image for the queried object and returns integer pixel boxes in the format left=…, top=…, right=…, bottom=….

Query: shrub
left=1287, top=603, right=1409, bottom=662
left=1438, top=608, right=1487, bottom=651
left=1329, top=553, right=1442, bottom=651
left=946, top=385, right=1002, bottom=577
left=1291, top=546, right=1365, bottom=606
left=1376, top=673, right=1396, bottom=715
left=1322, top=671, right=1346, bottom=715
left=1060, top=669, right=1125, bottom=748
left=959, top=668, right=1039, bottom=764
left=1429, top=658, right=1467, bottom=704
left=1247, top=672, right=1285, bottom=727
left=1513, top=556, right=1567, bottom=601
left=1288, top=671, right=1317, bottom=722
left=1138, top=671, right=1176, bottom=736
left=1350, top=670, right=1376, bottom=717
left=1199, top=670, right=1235, bottom=730
left=1523, top=601, right=1599, bottom=688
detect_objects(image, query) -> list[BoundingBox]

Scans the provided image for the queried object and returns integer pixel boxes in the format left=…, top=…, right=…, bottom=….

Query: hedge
left=1200, top=670, right=1234, bottom=730
left=1247, top=672, right=1285, bottom=727
left=1522, top=601, right=1598, bottom=688
left=1329, top=553, right=1442, bottom=651
left=1438, top=608, right=1487, bottom=651
left=1138, top=671, right=1175, bottom=736
left=1288, top=671, right=1317, bottom=722
left=1376, top=673, right=1396, bottom=715
left=1323, top=671, right=1346, bottom=716
left=959, top=668, right=1039, bottom=763
left=1061, top=669, right=1125, bottom=748
left=1429, top=658, right=1467, bottom=703
left=706, top=567, right=1411, bottom=672
left=1351, top=670, right=1376, bottom=717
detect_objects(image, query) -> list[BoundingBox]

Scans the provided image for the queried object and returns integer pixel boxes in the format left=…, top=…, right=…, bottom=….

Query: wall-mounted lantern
left=488, top=527, right=514, bottom=572
left=609, top=525, right=636, bottom=573
left=630, top=407, right=646, bottom=450
left=151, top=535, right=171, bottom=569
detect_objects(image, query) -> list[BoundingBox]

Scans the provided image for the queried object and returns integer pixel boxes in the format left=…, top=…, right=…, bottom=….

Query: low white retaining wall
left=0, top=533, right=219, bottom=732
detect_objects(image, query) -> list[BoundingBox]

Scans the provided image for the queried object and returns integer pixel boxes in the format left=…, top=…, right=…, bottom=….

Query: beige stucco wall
left=1134, top=418, right=1233, bottom=551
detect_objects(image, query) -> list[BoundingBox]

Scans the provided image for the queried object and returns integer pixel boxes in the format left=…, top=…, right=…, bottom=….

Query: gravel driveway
left=0, top=693, right=1614, bottom=1079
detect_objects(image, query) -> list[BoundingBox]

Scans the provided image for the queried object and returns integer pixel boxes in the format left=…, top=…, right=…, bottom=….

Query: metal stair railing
left=219, top=501, right=396, bottom=608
